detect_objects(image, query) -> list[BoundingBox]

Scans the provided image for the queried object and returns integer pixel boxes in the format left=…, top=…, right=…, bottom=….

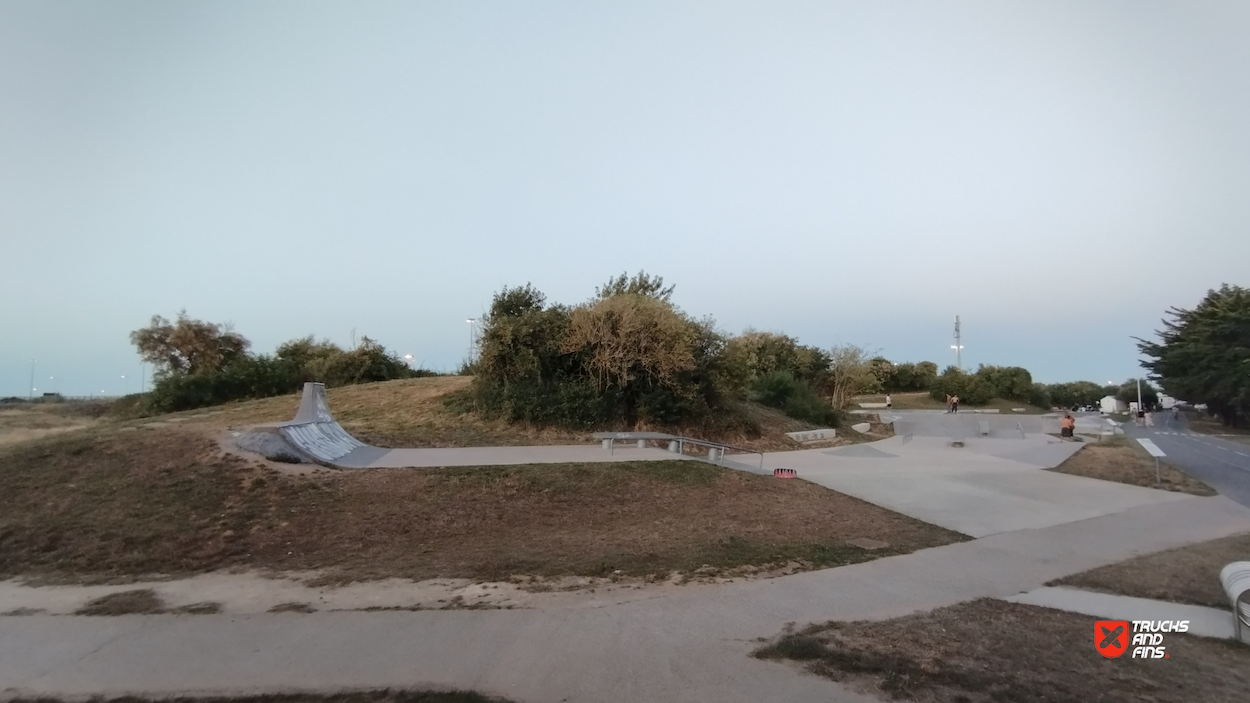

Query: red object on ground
left=773, top=468, right=797, bottom=478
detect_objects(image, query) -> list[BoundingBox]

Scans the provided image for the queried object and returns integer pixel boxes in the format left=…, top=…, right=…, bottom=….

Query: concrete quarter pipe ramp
left=276, top=383, right=389, bottom=468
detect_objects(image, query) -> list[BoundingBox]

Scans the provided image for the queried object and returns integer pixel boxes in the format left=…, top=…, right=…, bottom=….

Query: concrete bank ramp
left=823, top=445, right=899, bottom=459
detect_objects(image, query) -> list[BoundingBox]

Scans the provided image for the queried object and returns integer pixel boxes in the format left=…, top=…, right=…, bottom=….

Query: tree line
left=129, top=312, right=432, bottom=412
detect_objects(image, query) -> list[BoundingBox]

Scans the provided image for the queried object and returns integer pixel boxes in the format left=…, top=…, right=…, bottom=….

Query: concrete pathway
left=1007, top=586, right=1236, bottom=639
left=356, top=444, right=689, bottom=468
left=4, top=495, right=1250, bottom=701
left=755, top=435, right=1191, bottom=537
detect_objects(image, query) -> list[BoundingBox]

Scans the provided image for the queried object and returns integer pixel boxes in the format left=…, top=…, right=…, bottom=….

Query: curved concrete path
left=3, top=496, right=1249, bottom=701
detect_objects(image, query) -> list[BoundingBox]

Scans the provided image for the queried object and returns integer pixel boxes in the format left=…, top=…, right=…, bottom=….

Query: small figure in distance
left=1060, top=412, right=1075, bottom=440
left=951, top=394, right=960, bottom=414
left=886, top=393, right=892, bottom=410
left=945, top=393, right=953, bottom=414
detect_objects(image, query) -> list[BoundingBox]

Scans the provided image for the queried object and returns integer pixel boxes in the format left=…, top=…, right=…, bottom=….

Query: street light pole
left=28, top=359, right=34, bottom=401
left=466, top=318, right=477, bottom=362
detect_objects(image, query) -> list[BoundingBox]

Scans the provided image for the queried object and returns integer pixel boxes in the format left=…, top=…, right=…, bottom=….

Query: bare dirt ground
left=1048, top=436, right=1215, bottom=496
left=1051, top=532, right=1250, bottom=609
left=853, top=392, right=1049, bottom=414
left=0, top=426, right=963, bottom=586
left=754, top=598, right=1250, bottom=703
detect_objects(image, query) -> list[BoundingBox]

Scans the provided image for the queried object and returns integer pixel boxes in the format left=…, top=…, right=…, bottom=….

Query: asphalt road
left=1126, top=413, right=1250, bottom=507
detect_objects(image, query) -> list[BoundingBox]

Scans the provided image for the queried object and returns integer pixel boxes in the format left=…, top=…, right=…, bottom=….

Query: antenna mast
left=951, top=315, right=964, bottom=371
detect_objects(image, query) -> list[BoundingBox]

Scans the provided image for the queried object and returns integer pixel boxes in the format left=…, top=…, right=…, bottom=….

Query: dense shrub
left=750, top=371, right=839, bottom=426
left=147, top=355, right=302, bottom=412
left=470, top=276, right=739, bottom=428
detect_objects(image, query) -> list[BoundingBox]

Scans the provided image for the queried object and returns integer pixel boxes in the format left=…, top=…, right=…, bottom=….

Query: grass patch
left=3, top=691, right=518, bottom=703
left=754, top=598, right=1250, bottom=702
left=1185, top=413, right=1250, bottom=445
left=75, top=589, right=165, bottom=615
left=0, top=427, right=964, bottom=584
left=1048, top=436, right=1215, bottom=495
left=1051, top=532, right=1250, bottom=609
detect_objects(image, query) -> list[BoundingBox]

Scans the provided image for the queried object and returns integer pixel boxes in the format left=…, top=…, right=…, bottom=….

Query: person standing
left=1060, top=413, right=1075, bottom=440
left=945, top=393, right=952, bottom=413
left=885, top=394, right=892, bottom=410
left=951, top=395, right=960, bottom=413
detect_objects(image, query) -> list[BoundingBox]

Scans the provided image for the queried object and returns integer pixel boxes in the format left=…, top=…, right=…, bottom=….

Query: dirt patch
left=0, top=427, right=965, bottom=585
left=754, top=598, right=1250, bottom=702
left=1051, top=532, right=1250, bottom=609
left=2, top=691, right=517, bottom=703
left=75, top=588, right=166, bottom=615
left=269, top=601, right=317, bottom=613
left=1048, top=438, right=1215, bottom=496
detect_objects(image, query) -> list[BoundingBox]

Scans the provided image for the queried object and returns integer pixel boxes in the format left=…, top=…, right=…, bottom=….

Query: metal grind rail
left=593, top=432, right=765, bottom=471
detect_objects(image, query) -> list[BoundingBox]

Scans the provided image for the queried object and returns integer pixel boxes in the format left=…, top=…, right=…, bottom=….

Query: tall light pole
left=28, top=359, right=35, bottom=400
left=466, top=318, right=477, bottom=362
left=951, top=315, right=964, bottom=371
left=403, top=353, right=415, bottom=368
left=121, top=375, right=127, bottom=396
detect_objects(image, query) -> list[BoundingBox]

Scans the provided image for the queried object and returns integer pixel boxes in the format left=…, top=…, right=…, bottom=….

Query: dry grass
left=1048, top=437, right=1215, bottom=496
left=0, top=427, right=964, bottom=585
left=0, top=401, right=111, bottom=448
left=125, top=377, right=842, bottom=451
left=3, top=691, right=516, bottom=703
left=1052, top=532, right=1250, bottom=609
left=754, top=598, right=1250, bottom=702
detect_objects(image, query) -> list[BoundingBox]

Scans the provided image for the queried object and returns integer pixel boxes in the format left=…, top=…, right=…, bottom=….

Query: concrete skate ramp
left=276, top=382, right=379, bottom=466
left=891, top=412, right=1050, bottom=438
left=823, top=445, right=899, bottom=458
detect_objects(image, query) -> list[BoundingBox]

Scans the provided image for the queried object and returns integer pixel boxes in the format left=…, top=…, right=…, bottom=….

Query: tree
left=1115, top=379, right=1159, bottom=409
left=826, top=344, right=879, bottom=410
left=1137, top=284, right=1250, bottom=426
left=130, top=311, right=249, bottom=377
left=595, top=271, right=674, bottom=302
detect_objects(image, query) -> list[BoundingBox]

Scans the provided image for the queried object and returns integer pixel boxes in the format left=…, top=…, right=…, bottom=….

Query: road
left=1126, top=413, right=1250, bottom=507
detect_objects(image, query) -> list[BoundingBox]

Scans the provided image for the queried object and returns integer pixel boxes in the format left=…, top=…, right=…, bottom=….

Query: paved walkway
left=756, top=435, right=1190, bottom=537
left=4, top=495, right=1250, bottom=701
left=1006, top=586, right=1236, bottom=639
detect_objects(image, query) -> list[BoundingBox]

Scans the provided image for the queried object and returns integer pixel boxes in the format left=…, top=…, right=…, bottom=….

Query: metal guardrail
left=671, top=435, right=765, bottom=471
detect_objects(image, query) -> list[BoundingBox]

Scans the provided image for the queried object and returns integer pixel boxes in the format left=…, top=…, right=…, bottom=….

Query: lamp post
left=28, top=359, right=35, bottom=400
left=403, top=354, right=414, bottom=368
left=466, top=318, right=477, bottom=362
left=121, top=375, right=127, bottom=396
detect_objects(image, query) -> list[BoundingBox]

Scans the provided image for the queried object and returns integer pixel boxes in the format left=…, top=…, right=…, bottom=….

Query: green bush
left=749, top=371, right=839, bottom=427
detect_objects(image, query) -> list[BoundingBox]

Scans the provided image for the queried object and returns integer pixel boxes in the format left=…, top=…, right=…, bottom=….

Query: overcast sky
left=3, top=1, right=1248, bottom=397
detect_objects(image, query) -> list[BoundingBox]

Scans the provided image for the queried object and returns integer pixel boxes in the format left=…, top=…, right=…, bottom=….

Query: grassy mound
left=0, top=427, right=961, bottom=584
left=103, top=376, right=852, bottom=451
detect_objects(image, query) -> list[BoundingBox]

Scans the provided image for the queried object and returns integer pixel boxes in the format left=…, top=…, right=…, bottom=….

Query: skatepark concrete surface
left=4, top=495, right=1249, bottom=701
left=757, top=434, right=1191, bottom=537
left=1005, top=586, right=1236, bottom=640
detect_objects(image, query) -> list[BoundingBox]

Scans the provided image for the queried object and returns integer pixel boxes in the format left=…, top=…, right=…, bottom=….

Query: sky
left=2, top=1, right=1249, bottom=397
